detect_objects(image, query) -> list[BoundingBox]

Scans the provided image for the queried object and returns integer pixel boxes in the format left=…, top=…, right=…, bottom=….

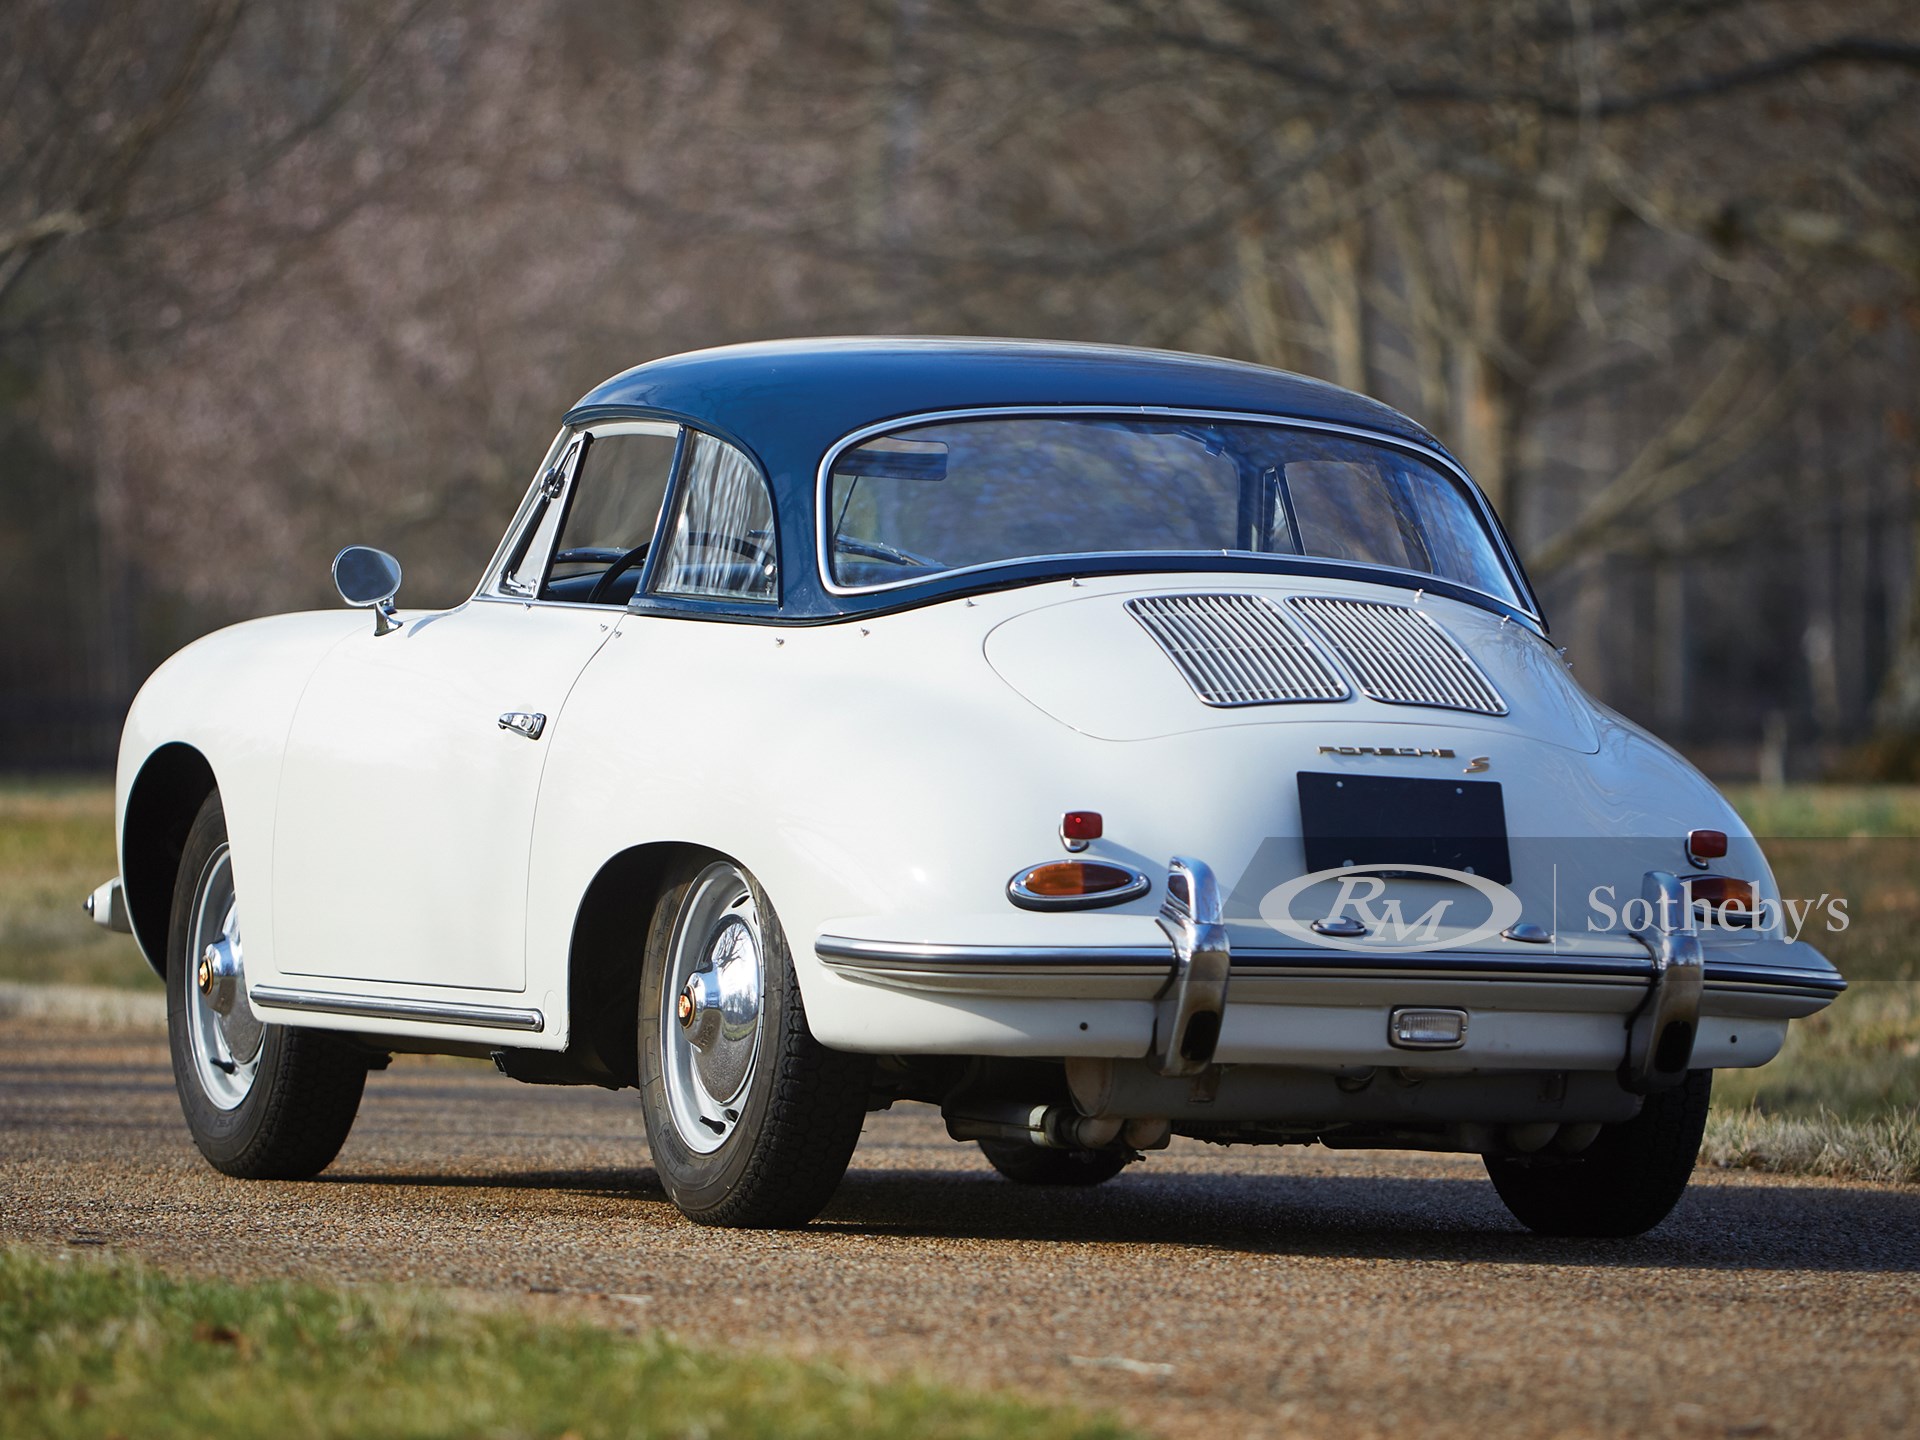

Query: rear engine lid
left=984, top=579, right=1599, bottom=751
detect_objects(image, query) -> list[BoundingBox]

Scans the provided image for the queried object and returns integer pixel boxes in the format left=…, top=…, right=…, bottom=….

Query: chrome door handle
left=497, top=711, right=546, bottom=740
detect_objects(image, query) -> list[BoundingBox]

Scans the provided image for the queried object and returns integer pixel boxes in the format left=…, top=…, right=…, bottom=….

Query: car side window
left=652, top=432, right=777, bottom=602
left=542, top=429, right=680, bottom=605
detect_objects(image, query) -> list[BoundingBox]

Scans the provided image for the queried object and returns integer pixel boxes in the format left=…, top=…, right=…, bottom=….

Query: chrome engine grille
left=1286, top=595, right=1507, bottom=715
left=1126, top=594, right=1350, bottom=706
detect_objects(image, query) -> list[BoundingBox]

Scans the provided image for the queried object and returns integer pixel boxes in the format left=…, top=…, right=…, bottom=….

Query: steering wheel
left=585, top=542, right=652, bottom=605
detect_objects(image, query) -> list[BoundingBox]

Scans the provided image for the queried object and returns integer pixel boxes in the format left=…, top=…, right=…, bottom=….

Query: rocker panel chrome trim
left=249, top=985, right=546, bottom=1032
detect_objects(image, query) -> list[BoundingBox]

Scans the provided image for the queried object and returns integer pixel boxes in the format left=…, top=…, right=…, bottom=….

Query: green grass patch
left=0, top=778, right=154, bottom=990
left=0, top=1248, right=1135, bottom=1440
left=1722, top=783, right=1920, bottom=838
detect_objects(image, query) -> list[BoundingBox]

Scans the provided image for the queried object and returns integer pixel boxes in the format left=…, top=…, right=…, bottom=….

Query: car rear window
left=823, top=415, right=1520, bottom=604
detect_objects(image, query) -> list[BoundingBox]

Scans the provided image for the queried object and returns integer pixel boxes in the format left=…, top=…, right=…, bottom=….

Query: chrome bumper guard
left=1150, top=856, right=1231, bottom=1077
left=83, top=877, right=133, bottom=934
left=1622, top=870, right=1704, bottom=1093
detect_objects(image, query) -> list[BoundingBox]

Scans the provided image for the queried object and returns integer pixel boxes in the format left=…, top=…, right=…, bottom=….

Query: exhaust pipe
left=944, top=1104, right=1126, bottom=1150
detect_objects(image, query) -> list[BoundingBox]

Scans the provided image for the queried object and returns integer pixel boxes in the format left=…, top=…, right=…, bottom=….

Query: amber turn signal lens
left=1008, top=860, right=1151, bottom=911
left=1687, top=828, right=1729, bottom=863
left=1689, top=875, right=1754, bottom=910
left=1023, top=861, right=1133, bottom=896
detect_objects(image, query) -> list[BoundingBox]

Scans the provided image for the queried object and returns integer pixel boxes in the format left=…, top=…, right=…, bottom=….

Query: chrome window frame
left=475, top=419, right=683, bottom=610
left=813, top=406, right=1540, bottom=622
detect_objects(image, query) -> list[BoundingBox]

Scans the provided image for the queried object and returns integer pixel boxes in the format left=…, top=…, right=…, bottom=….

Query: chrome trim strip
left=1702, top=959, right=1846, bottom=994
left=249, top=985, right=546, bottom=1032
left=813, top=405, right=1541, bottom=620
left=817, top=936, right=1648, bottom=983
left=818, top=936, right=1172, bottom=967
left=816, top=935, right=1842, bottom=992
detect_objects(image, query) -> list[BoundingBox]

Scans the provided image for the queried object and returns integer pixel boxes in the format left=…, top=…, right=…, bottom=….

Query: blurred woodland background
left=3, top=0, right=1918, bottom=778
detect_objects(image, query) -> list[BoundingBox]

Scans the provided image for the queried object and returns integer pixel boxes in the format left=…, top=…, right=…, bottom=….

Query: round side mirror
left=332, top=546, right=404, bottom=634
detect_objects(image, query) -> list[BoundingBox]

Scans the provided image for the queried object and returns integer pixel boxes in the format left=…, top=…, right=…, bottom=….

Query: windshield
left=824, top=416, right=1521, bottom=606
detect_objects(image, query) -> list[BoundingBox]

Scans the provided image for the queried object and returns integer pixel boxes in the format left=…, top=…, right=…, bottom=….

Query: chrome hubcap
left=661, top=865, right=765, bottom=1153
left=183, top=845, right=264, bottom=1108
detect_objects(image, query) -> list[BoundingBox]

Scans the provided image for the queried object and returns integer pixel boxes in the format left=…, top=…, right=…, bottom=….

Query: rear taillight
left=1008, top=860, right=1150, bottom=911
left=1686, top=828, right=1728, bottom=867
left=1059, top=810, right=1103, bottom=852
left=1688, top=874, right=1756, bottom=925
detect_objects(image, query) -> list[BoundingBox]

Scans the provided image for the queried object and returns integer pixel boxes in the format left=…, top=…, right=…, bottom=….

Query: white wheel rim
left=182, top=844, right=264, bottom=1109
left=660, top=863, right=765, bottom=1155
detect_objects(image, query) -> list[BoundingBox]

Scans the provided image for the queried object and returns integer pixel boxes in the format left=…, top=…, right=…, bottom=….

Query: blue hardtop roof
left=563, top=337, right=1540, bottom=629
left=567, top=336, right=1444, bottom=455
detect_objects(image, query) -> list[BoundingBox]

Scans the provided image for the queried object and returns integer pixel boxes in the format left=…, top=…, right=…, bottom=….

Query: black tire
left=166, top=792, right=369, bottom=1180
left=1484, top=1070, right=1712, bottom=1237
left=978, top=1139, right=1130, bottom=1186
left=637, top=858, right=872, bottom=1227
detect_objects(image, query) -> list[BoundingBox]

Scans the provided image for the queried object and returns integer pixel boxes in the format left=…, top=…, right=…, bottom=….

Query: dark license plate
left=1297, top=772, right=1512, bottom=884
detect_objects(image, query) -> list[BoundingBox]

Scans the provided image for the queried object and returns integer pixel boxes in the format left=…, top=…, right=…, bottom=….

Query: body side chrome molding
left=249, top=985, right=545, bottom=1032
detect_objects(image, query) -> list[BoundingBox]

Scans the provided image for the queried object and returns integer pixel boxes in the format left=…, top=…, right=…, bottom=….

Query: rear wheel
left=1484, top=1070, right=1711, bottom=1237
left=978, top=1139, right=1130, bottom=1186
left=166, top=793, right=369, bottom=1180
left=637, top=858, right=872, bottom=1227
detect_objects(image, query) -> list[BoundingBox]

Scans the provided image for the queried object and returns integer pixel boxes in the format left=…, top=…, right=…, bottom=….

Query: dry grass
left=1712, top=979, right=1920, bottom=1123
left=1702, top=1108, right=1920, bottom=1186
left=0, top=778, right=152, bottom=990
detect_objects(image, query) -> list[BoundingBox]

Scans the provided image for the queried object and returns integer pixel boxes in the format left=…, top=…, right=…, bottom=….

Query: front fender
left=115, top=610, right=366, bottom=973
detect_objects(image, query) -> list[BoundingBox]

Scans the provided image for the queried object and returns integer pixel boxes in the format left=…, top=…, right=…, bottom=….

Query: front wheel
left=1484, top=1070, right=1712, bottom=1237
left=166, top=793, right=370, bottom=1179
left=637, top=858, right=872, bottom=1227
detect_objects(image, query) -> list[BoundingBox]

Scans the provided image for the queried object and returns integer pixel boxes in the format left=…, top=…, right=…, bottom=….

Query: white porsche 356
left=93, top=338, right=1841, bottom=1234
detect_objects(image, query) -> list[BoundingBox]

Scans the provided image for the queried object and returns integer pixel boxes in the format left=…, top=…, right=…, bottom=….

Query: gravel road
left=3, top=1016, right=1915, bottom=1439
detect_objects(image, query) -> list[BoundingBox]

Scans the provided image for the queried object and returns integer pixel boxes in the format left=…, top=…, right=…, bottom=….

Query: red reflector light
left=1689, top=875, right=1754, bottom=910
left=1008, top=860, right=1150, bottom=911
left=1061, top=811, right=1103, bottom=841
left=1687, top=829, right=1728, bottom=862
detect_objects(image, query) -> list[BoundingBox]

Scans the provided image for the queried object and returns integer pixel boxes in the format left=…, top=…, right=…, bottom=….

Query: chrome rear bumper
left=815, top=864, right=1843, bottom=1073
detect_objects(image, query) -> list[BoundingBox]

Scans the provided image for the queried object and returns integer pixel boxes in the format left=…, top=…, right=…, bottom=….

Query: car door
left=271, top=422, right=681, bottom=993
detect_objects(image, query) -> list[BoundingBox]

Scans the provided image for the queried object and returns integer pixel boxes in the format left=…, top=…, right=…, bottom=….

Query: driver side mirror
left=332, top=546, right=404, bottom=635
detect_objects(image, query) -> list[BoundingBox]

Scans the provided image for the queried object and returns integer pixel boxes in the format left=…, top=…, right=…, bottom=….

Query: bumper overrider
left=814, top=859, right=1844, bottom=1083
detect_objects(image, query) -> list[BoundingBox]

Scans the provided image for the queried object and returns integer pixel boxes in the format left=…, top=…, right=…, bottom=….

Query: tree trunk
left=1865, top=507, right=1920, bottom=777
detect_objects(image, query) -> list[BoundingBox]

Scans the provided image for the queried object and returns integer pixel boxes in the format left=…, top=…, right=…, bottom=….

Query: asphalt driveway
left=3, top=1017, right=1915, bottom=1439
